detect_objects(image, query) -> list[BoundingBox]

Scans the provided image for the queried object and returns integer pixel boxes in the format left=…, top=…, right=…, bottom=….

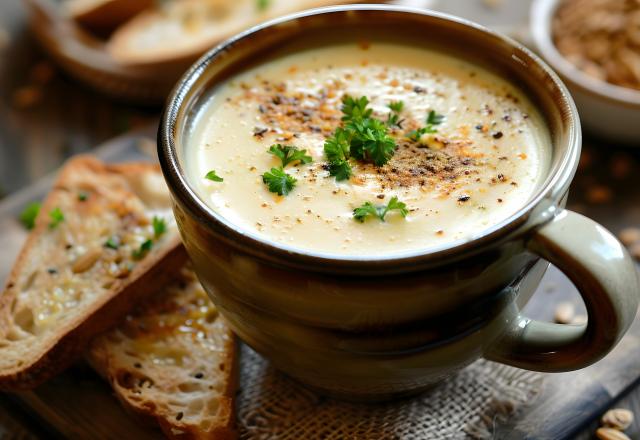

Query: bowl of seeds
left=531, top=0, right=640, bottom=143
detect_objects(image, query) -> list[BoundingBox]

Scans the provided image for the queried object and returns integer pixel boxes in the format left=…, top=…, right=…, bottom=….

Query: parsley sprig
left=48, top=207, right=64, bottom=229
left=20, top=201, right=41, bottom=230
left=132, top=239, right=153, bottom=260
left=324, top=127, right=352, bottom=181
left=132, top=216, right=167, bottom=259
left=205, top=170, right=224, bottom=182
left=407, top=110, right=445, bottom=142
left=262, top=167, right=297, bottom=196
left=268, top=144, right=312, bottom=167
left=353, top=196, right=409, bottom=222
left=152, top=216, right=166, bottom=238
left=323, top=95, right=397, bottom=181
left=386, top=100, right=404, bottom=128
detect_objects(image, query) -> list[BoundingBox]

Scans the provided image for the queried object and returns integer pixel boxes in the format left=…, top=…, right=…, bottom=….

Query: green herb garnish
left=407, top=110, right=445, bottom=142
left=48, top=207, right=64, bottom=229
left=323, top=95, right=397, bottom=179
left=341, top=95, right=373, bottom=122
left=256, top=0, right=269, bottom=11
left=20, top=201, right=41, bottom=230
left=205, top=170, right=224, bottom=182
left=347, top=117, right=396, bottom=166
left=386, top=100, right=404, bottom=128
left=324, top=127, right=352, bottom=181
left=105, top=236, right=120, bottom=250
left=132, top=239, right=153, bottom=260
left=262, top=167, right=296, bottom=196
left=78, top=192, right=88, bottom=201
left=353, top=196, right=409, bottom=222
left=152, top=216, right=166, bottom=238
left=268, top=144, right=312, bottom=167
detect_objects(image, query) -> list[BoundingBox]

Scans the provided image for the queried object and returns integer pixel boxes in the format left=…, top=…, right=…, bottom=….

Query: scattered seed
left=72, top=248, right=102, bottom=274
left=554, top=302, right=575, bottom=324
left=618, top=227, right=640, bottom=246
left=629, top=242, right=640, bottom=260
left=601, top=408, right=634, bottom=430
left=176, top=412, right=184, bottom=421
left=596, top=427, right=631, bottom=440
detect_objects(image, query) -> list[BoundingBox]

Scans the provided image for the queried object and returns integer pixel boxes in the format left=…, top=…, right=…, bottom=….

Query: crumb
left=629, top=242, right=640, bottom=260
left=554, top=301, right=575, bottom=324
left=618, top=227, right=640, bottom=246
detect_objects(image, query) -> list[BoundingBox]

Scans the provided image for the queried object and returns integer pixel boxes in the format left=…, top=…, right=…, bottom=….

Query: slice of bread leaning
left=107, top=0, right=366, bottom=66
left=87, top=265, right=237, bottom=440
left=0, top=156, right=186, bottom=390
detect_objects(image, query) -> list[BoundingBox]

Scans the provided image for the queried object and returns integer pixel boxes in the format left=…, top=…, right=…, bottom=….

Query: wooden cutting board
left=0, top=133, right=639, bottom=440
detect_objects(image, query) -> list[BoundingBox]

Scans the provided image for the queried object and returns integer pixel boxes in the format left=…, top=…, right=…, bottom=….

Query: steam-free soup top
left=187, top=43, right=550, bottom=256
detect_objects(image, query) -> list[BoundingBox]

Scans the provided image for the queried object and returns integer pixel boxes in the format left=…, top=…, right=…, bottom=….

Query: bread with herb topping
left=0, top=156, right=186, bottom=390
left=87, top=265, right=237, bottom=440
left=107, top=0, right=368, bottom=66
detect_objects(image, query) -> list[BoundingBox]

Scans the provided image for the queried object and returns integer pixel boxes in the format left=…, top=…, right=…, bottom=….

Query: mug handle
left=485, top=209, right=639, bottom=371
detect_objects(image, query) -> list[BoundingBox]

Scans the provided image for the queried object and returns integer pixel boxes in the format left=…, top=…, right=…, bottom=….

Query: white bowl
left=531, top=0, right=640, bottom=144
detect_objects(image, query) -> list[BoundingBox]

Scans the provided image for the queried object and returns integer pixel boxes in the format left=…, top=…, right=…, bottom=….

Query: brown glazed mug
left=158, top=5, right=640, bottom=400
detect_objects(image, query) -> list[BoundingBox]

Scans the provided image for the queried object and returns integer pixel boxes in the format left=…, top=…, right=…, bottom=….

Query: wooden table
left=1, top=0, right=640, bottom=439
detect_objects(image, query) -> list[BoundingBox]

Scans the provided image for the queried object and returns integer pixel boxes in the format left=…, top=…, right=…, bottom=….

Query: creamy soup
left=186, top=43, right=551, bottom=256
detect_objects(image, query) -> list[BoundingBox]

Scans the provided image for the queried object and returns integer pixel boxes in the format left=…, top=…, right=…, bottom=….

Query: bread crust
left=0, top=156, right=187, bottom=390
left=67, top=0, right=154, bottom=35
left=87, top=266, right=238, bottom=439
left=107, top=0, right=370, bottom=67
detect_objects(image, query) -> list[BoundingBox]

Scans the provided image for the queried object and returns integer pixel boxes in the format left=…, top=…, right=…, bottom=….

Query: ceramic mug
left=158, top=5, right=640, bottom=400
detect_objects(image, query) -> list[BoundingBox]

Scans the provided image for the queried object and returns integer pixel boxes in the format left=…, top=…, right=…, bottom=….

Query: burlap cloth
left=237, top=345, right=543, bottom=439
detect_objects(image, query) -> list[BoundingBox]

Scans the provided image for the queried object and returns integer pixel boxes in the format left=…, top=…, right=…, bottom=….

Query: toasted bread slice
left=0, top=156, right=186, bottom=390
left=66, top=0, right=154, bottom=35
left=87, top=265, right=237, bottom=440
left=107, top=0, right=365, bottom=66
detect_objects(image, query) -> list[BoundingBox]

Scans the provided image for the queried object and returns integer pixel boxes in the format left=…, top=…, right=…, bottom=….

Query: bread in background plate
left=107, top=0, right=366, bottom=66
left=88, top=265, right=238, bottom=440
left=66, top=0, right=154, bottom=35
left=0, top=156, right=186, bottom=390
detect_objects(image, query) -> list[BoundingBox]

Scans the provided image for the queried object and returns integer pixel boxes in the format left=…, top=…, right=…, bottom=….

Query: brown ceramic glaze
left=158, top=5, right=639, bottom=400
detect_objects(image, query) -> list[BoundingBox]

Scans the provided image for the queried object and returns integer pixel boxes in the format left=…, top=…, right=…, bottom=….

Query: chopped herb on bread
left=88, top=265, right=237, bottom=440
left=0, top=156, right=186, bottom=390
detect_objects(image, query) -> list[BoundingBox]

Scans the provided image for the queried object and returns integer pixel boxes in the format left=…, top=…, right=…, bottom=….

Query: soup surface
left=187, top=43, right=551, bottom=256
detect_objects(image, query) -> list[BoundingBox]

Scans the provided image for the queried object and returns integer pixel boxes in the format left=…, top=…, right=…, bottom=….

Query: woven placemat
left=237, top=345, right=543, bottom=439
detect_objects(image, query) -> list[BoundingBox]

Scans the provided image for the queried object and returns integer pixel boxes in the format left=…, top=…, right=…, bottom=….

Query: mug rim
left=158, top=4, right=581, bottom=271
